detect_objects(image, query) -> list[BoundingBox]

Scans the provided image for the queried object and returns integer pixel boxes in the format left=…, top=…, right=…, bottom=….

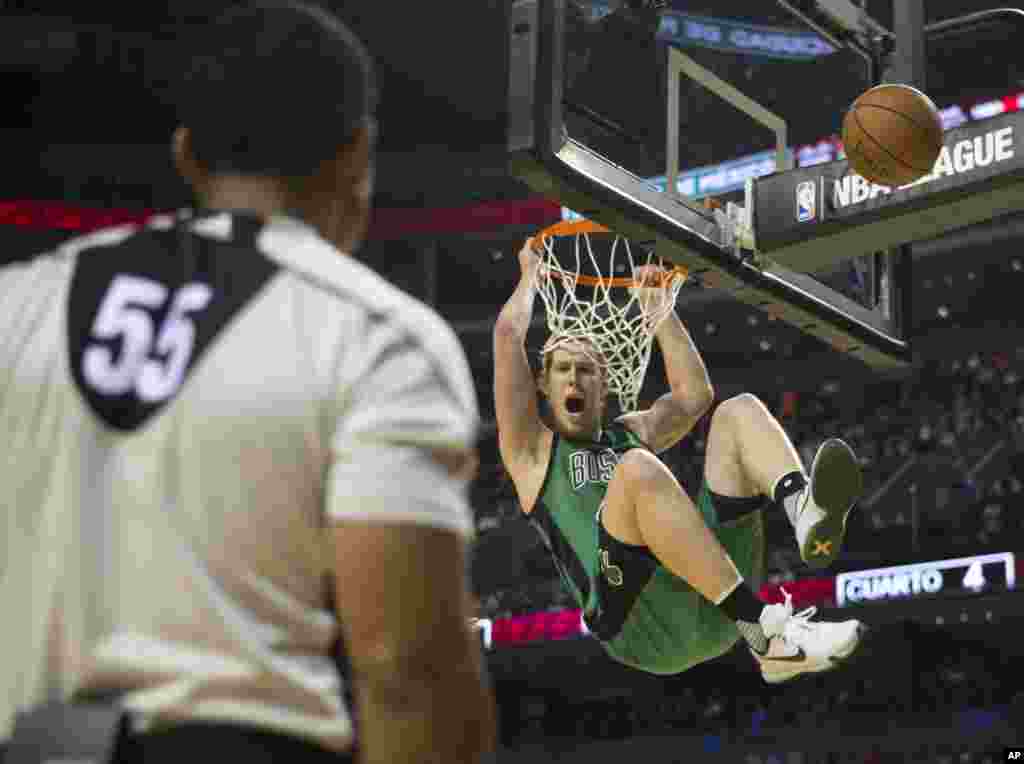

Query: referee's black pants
left=117, top=723, right=354, bottom=764
left=1, top=723, right=353, bottom=764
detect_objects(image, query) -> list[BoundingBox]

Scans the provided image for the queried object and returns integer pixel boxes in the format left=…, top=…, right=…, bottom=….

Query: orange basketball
left=841, top=84, right=944, bottom=187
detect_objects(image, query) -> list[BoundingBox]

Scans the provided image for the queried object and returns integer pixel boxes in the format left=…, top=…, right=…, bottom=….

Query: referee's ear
left=171, top=126, right=207, bottom=193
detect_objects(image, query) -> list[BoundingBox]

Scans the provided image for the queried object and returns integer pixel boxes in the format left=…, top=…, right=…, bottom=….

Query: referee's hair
left=176, top=1, right=376, bottom=180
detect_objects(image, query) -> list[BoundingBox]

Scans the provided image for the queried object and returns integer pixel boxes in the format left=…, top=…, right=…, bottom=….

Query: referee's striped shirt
left=0, top=210, right=479, bottom=752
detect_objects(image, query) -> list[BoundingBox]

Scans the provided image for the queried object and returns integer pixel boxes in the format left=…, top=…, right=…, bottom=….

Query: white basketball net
left=532, top=227, right=686, bottom=413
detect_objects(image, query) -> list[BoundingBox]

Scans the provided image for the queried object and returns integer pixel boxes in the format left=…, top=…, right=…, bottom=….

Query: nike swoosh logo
left=758, top=646, right=806, bottom=663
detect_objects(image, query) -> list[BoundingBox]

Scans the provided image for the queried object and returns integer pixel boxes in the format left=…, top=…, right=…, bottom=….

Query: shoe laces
left=762, top=588, right=819, bottom=641
left=794, top=488, right=812, bottom=524
left=781, top=604, right=819, bottom=644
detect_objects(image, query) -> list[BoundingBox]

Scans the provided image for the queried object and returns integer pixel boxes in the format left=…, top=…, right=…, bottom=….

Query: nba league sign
left=751, top=109, right=1024, bottom=257
left=827, top=125, right=1016, bottom=212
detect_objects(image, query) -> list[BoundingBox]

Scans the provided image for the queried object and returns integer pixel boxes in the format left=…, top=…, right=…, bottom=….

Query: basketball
left=841, top=83, right=944, bottom=187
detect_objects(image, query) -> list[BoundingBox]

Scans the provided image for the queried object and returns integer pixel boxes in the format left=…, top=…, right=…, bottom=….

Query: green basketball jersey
left=526, top=421, right=765, bottom=676
left=528, top=422, right=646, bottom=616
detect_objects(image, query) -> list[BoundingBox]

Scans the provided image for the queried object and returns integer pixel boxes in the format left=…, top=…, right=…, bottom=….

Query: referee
left=0, top=3, right=494, bottom=763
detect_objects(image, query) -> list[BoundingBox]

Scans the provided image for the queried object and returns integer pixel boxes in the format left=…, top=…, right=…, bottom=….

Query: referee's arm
left=332, top=500, right=495, bottom=764
left=329, top=318, right=494, bottom=764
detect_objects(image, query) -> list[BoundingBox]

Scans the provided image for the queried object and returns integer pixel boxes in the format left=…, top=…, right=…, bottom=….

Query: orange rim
left=529, top=219, right=688, bottom=288
left=540, top=267, right=687, bottom=288
left=528, top=219, right=611, bottom=247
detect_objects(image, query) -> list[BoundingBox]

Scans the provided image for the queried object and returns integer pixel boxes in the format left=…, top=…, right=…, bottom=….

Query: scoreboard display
left=835, top=553, right=1017, bottom=607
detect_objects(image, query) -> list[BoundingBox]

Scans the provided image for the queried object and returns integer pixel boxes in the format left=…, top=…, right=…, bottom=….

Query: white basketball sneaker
left=794, top=438, right=863, bottom=569
left=753, top=590, right=864, bottom=684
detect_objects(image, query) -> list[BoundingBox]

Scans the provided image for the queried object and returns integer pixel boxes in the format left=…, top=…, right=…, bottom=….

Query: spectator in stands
left=1010, top=414, right=1024, bottom=483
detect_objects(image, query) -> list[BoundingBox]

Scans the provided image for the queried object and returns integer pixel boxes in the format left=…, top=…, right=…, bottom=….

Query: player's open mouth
left=566, top=394, right=585, bottom=415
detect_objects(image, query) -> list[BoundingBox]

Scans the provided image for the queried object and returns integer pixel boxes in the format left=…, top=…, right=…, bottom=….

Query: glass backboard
left=563, top=0, right=867, bottom=188
left=509, top=0, right=1024, bottom=371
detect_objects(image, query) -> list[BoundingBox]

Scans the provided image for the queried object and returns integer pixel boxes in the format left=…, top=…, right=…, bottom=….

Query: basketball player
left=494, top=239, right=865, bottom=682
left=0, top=4, right=493, bottom=764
